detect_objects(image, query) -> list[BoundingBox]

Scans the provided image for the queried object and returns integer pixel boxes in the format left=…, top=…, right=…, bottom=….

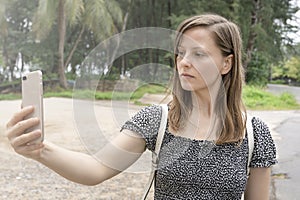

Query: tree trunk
left=167, top=0, right=173, bottom=68
left=64, top=26, right=84, bottom=69
left=2, top=36, right=10, bottom=82
left=244, top=0, right=260, bottom=71
left=168, top=0, right=172, bottom=28
left=57, top=0, right=67, bottom=88
left=115, top=0, right=131, bottom=77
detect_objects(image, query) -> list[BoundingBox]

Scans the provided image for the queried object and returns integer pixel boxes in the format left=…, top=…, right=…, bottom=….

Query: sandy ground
left=0, top=95, right=287, bottom=199
left=0, top=98, right=156, bottom=200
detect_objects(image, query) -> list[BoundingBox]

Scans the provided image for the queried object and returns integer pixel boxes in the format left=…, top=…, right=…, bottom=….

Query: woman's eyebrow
left=191, top=46, right=205, bottom=50
left=178, top=44, right=206, bottom=51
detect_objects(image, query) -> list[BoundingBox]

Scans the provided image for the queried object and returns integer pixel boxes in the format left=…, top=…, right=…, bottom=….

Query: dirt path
left=0, top=98, right=154, bottom=200
left=0, top=95, right=284, bottom=199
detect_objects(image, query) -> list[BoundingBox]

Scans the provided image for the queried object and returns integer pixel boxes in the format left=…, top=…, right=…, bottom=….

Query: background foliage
left=0, top=0, right=299, bottom=88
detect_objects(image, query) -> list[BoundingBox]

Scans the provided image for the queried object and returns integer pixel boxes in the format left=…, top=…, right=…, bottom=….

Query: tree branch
left=64, top=26, right=84, bottom=69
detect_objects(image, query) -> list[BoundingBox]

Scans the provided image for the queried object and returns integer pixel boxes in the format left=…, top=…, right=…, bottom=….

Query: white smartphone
left=22, top=70, right=44, bottom=143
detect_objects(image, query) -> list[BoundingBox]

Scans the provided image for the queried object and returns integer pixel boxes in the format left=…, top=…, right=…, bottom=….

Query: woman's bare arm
left=6, top=106, right=146, bottom=186
left=244, top=167, right=271, bottom=200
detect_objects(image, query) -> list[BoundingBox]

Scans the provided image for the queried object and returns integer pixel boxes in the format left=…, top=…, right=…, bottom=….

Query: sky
left=288, top=0, right=300, bottom=43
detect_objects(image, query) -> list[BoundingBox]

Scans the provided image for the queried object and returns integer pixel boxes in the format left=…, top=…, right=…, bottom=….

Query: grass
left=43, top=84, right=167, bottom=100
left=0, top=84, right=299, bottom=110
left=130, top=84, right=167, bottom=99
left=242, top=85, right=300, bottom=110
left=0, top=93, right=21, bottom=100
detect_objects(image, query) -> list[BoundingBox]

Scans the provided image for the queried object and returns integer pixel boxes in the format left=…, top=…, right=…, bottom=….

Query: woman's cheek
left=193, top=60, right=222, bottom=85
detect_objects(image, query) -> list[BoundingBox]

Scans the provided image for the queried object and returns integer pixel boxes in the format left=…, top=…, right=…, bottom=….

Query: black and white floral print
left=121, top=105, right=277, bottom=200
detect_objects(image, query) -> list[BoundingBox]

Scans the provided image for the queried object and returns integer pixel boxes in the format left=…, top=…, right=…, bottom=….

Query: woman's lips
left=181, top=73, right=195, bottom=78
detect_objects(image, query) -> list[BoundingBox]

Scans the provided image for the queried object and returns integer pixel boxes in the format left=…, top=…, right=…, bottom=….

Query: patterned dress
left=121, top=105, right=277, bottom=200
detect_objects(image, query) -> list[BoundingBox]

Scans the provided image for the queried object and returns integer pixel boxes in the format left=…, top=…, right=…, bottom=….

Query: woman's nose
left=178, top=56, right=192, bottom=68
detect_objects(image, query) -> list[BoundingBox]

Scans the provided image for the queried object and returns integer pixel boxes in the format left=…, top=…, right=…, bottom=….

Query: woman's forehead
left=178, top=36, right=207, bottom=51
left=178, top=27, right=218, bottom=52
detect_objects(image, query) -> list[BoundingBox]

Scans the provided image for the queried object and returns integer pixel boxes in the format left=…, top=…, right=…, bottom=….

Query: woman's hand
left=5, top=105, right=147, bottom=185
left=5, top=106, right=44, bottom=160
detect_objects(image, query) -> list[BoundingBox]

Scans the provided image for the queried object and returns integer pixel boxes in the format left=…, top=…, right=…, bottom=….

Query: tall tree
left=239, top=0, right=298, bottom=83
left=57, top=0, right=67, bottom=88
left=32, top=0, right=123, bottom=88
left=0, top=0, right=37, bottom=82
left=244, top=0, right=260, bottom=70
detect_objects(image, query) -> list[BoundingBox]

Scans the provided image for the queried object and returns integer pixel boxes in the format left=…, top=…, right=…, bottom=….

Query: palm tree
left=0, top=0, right=11, bottom=81
left=32, top=0, right=123, bottom=88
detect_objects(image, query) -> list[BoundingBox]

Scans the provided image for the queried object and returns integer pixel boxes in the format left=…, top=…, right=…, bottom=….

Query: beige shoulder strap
left=241, top=115, right=255, bottom=200
left=246, top=116, right=254, bottom=176
left=141, top=104, right=168, bottom=200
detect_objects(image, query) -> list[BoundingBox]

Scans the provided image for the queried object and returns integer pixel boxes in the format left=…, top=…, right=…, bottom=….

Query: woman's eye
left=177, top=50, right=185, bottom=57
left=194, top=52, right=205, bottom=57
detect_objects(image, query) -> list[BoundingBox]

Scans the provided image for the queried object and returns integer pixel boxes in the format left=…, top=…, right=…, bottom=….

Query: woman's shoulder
left=136, top=104, right=162, bottom=116
left=248, top=116, right=277, bottom=167
left=250, top=117, right=270, bottom=132
left=130, top=104, right=162, bottom=123
left=249, top=116, right=274, bottom=145
left=121, top=104, right=163, bottom=151
left=124, top=104, right=162, bottom=127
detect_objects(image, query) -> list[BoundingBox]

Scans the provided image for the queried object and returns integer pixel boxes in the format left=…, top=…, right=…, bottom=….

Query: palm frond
left=83, top=0, right=122, bottom=41
left=64, top=0, right=84, bottom=26
left=32, top=0, right=59, bottom=40
left=0, top=0, right=8, bottom=37
left=104, top=0, right=123, bottom=28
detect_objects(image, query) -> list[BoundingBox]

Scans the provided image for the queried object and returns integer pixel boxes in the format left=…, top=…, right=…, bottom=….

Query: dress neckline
left=165, top=129, right=215, bottom=143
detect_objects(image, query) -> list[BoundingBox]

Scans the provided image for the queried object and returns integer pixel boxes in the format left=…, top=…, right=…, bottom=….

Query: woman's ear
left=221, top=54, right=233, bottom=75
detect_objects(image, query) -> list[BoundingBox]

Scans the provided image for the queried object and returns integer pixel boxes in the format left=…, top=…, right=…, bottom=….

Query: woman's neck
left=191, top=92, right=211, bottom=117
left=192, top=78, right=223, bottom=113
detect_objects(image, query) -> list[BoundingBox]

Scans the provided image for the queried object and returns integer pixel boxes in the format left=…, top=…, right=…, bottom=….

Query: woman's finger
left=6, top=106, right=34, bottom=128
left=6, top=117, right=40, bottom=140
left=14, top=143, right=44, bottom=158
left=10, top=130, right=42, bottom=148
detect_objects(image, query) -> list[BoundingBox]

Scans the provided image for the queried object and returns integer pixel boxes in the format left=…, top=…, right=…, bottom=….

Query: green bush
left=246, top=52, right=270, bottom=86
left=270, top=79, right=286, bottom=85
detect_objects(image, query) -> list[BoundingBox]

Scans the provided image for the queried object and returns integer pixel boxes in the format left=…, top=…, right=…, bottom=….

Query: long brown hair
left=168, top=14, right=246, bottom=144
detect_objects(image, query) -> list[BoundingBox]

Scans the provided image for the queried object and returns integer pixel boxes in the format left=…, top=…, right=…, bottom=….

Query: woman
left=5, top=14, right=276, bottom=199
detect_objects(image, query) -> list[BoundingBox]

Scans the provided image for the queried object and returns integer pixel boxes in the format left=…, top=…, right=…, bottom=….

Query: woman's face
left=176, top=27, right=232, bottom=93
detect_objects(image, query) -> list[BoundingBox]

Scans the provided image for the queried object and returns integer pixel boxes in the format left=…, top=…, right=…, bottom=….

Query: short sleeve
left=249, top=117, right=277, bottom=168
left=120, top=105, right=162, bottom=152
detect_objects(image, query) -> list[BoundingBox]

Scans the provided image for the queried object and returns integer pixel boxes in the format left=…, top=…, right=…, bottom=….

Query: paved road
left=267, top=84, right=300, bottom=102
left=266, top=84, right=300, bottom=199
left=272, top=113, right=300, bottom=200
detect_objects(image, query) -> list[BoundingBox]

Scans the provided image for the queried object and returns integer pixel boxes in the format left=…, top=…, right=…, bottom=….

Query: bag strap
left=141, top=104, right=168, bottom=200
left=246, top=116, right=254, bottom=177
left=242, top=116, right=255, bottom=200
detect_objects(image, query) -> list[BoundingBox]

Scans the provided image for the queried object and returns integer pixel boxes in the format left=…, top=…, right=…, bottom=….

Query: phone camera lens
left=22, top=76, right=27, bottom=81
